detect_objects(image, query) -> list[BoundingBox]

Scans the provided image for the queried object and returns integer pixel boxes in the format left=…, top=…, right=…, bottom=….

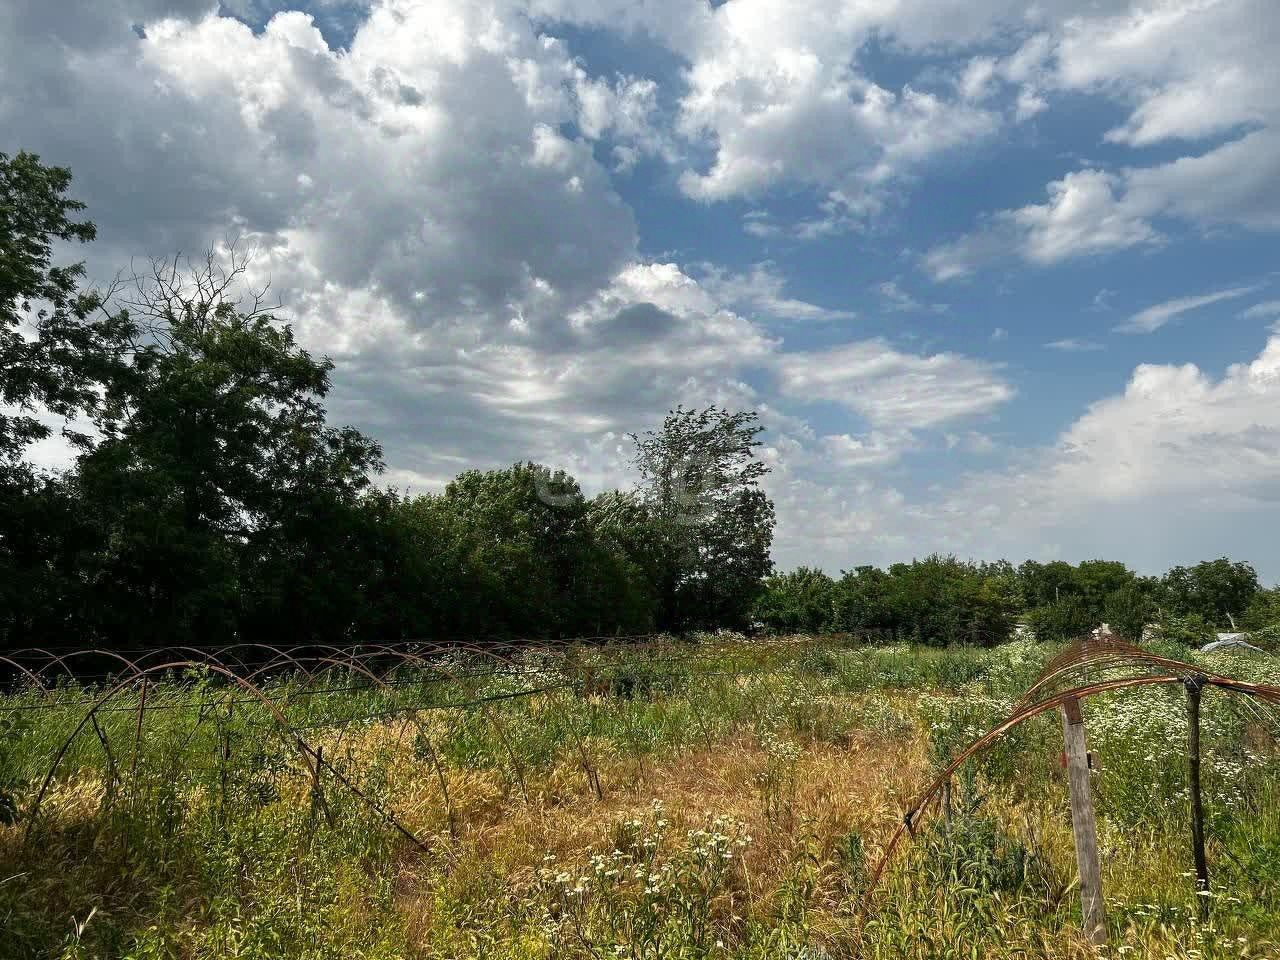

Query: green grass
left=1, top=636, right=1278, bottom=959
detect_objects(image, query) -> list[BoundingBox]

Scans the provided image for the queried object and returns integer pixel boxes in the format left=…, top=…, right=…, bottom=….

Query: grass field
left=2, top=636, right=1279, bottom=959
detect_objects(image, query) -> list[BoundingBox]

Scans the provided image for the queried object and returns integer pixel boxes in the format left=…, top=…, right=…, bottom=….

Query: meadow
left=1, top=636, right=1278, bottom=960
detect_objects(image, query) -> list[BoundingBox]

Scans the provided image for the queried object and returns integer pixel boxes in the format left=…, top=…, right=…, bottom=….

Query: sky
left=4, top=0, right=1280, bottom=580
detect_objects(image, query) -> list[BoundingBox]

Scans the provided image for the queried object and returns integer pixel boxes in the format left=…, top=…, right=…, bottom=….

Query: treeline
left=753, top=556, right=1279, bottom=647
left=5, top=152, right=1277, bottom=656
left=0, top=152, right=774, bottom=651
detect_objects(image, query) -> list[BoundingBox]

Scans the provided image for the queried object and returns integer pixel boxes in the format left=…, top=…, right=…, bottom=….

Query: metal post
left=1061, top=696, right=1107, bottom=945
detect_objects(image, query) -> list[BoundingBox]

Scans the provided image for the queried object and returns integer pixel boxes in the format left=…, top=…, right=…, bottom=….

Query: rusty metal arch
left=865, top=638, right=1280, bottom=899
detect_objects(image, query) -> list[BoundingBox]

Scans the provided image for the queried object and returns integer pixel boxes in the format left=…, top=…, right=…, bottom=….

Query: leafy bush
left=753, top=568, right=836, bottom=634
left=1026, top=595, right=1095, bottom=643
left=1246, top=623, right=1280, bottom=653
left=1148, top=612, right=1214, bottom=652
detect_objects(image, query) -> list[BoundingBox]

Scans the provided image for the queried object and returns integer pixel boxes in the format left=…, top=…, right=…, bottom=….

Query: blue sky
left=5, top=0, right=1280, bottom=579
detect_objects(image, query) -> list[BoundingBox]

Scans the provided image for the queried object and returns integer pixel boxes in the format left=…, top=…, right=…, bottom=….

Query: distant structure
left=1203, top=633, right=1266, bottom=655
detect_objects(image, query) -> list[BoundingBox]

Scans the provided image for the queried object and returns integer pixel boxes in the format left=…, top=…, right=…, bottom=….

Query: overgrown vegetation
left=2, top=637, right=1278, bottom=959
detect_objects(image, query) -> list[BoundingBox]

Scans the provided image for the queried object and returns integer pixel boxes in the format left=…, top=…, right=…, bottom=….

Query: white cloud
left=927, top=1, right=1280, bottom=279
left=842, top=333, right=1280, bottom=577
left=878, top=278, right=947, bottom=314
left=1014, top=86, right=1048, bottom=121
left=1013, top=169, right=1160, bottom=264
left=1242, top=300, right=1280, bottom=321
left=667, top=0, right=1011, bottom=223
left=696, top=262, right=856, bottom=322
left=924, top=168, right=1160, bottom=279
left=1117, top=285, right=1259, bottom=334
left=1052, top=0, right=1279, bottom=148
left=775, top=340, right=1013, bottom=429
left=1024, top=336, right=1280, bottom=506
left=820, top=431, right=907, bottom=468
left=1046, top=338, right=1104, bottom=352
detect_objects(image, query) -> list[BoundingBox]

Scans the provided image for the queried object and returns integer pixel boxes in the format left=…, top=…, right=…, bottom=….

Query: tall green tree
left=1160, top=558, right=1259, bottom=629
left=1025, top=594, right=1095, bottom=644
left=398, top=463, right=655, bottom=640
left=0, top=152, right=129, bottom=650
left=0, top=151, right=130, bottom=464
left=77, top=251, right=383, bottom=646
left=828, top=557, right=1018, bottom=646
left=829, top=565, right=896, bottom=637
left=630, top=406, right=774, bottom=630
left=1242, top=586, right=1280, bottom=632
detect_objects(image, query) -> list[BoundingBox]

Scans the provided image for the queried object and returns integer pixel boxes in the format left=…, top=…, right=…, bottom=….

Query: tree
left=0, top=151, right=129, bottom=464
left=0, top=152, right=130, bottom=650
left=883, top=555, right=1017, bottom=647
left=1103, top=584, right=1153, bottom=643
left=1074, top=560, right=1139, bottom=612
left=402, top=463, right=656, bottom=639
left=1026, top=594, right=1095, bottom=644
left=0, top=470, right=102, bottom=649
left=630, top=406, right=774, bottom=630
left=1016, top=560, right=1079, bottom=610
left=1160, top=558, right=1259, bottom=628
left=828, top=557, right=1017, bottom=647
left=830, top=565, right=896, bottom=637
left=76, top=250, right=383, bottom=646
left=753, top=567, right=835, bottom=634
left=1242, top=586, right=1280, bottom=632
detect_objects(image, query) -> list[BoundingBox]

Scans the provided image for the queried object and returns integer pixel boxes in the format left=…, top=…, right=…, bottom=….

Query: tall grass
left=0, top=637, right=1277, bottom=958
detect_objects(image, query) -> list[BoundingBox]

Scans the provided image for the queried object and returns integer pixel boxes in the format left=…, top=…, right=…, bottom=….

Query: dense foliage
left=754, top=556, right=1278, bottom=646
left=0, top=153, right=777, bottom=651
left=3, top=151, right=1278, bottom=653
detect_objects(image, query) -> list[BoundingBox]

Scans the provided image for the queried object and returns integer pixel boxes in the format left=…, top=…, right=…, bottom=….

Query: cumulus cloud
left=654, top=0, right=1044, bottom=230
left=928, top=1, right=1280, bottom=278
left=820, top=431, right=909, bottom=468
left=924, top=168, right=1161, bottom=279
left=1043, top=339, right=1280, bottom=503
left=2, top=0, right=648, bottom=328
left=851, top=332, right=1280, bottom=576
left=1053, top=0, right=1279, bottom=148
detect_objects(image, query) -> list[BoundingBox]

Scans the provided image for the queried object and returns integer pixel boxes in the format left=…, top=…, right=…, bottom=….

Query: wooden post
left=1061, top=696, right=1107, bottom=946
left=1185, top=679, right=1210, bottom=920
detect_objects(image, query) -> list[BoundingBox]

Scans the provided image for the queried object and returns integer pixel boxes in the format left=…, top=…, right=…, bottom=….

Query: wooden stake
left=1185, top=679, right=1210, bottom=920
left=1061, top=696, right=1107, bottom=946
